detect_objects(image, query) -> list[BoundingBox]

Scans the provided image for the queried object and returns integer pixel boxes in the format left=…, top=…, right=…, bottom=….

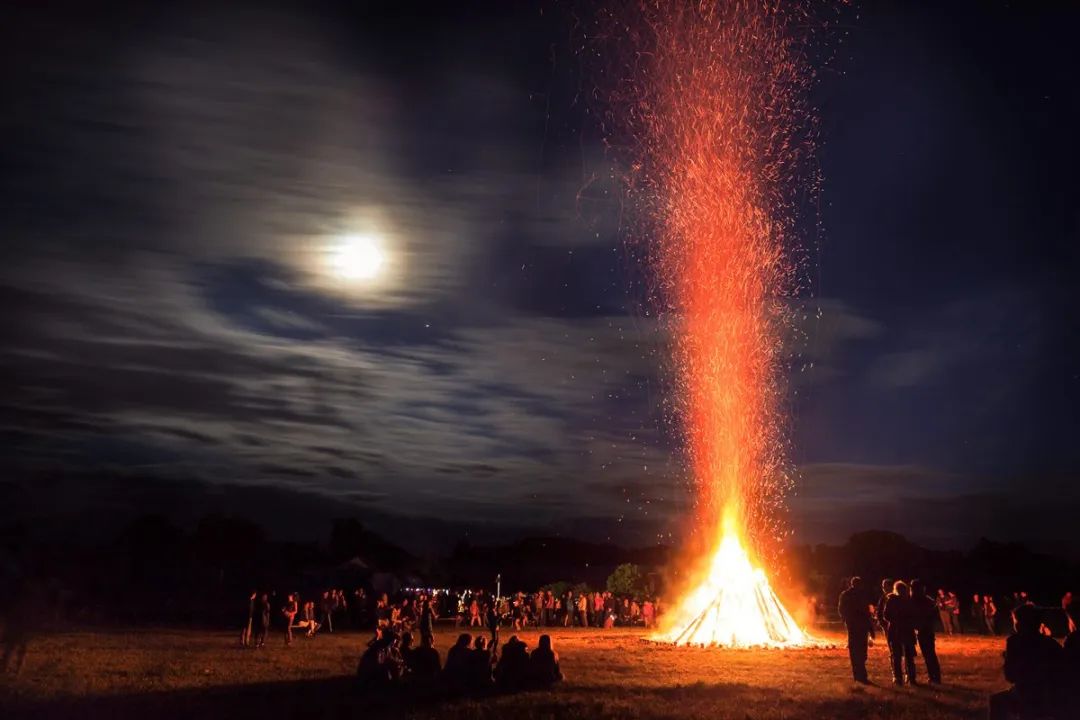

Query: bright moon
left=330, top=234, right=385, bottom=281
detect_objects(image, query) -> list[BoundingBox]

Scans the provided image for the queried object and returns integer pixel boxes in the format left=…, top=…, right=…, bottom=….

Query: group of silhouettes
left=839, top=576, right=1080, bottom=719
left=357, top=626, right=563, bottom=698
left=839, top=577, right=942, bottom=686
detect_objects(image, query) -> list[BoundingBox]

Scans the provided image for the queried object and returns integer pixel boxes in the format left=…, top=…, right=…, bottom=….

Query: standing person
left=838, top=576, right=874, bottom=684
left=592, top=592, right=604, bottom=628
left=910, top=580, right=942, bottom=684
left=983, top=594, right=998, bottom=635
left=877, top=579, right=894, bottom=636
left=805, top=595, right=820, bottom=629
left=577, top=593, right=589, bottom=628
left=282, top=593, right=299, bottom=646
left=948, top=592, right=962, bottom=634
left=643, top=598, right=656, bottom=629
left=543, top=591, right=555, bottom=627
left=419, top=598, right=435, bottom=646
left=970, top=594, right=983, bottom=634
left=253, top=593, right=271, bottom=648
left=469, top=597, right=481, bottom=628
left=376, top=593, right=391, bottom=628
left=936, top=589, right=954, bottom=635
left=241, top=591, right=256, bottom=647
left=884, top=581, right=917, bottom=685
left=485, top=599, right=500, bottom=651
left=320, top=591, right=334, bottom=634
left=352, top=588, right=366, bottom=628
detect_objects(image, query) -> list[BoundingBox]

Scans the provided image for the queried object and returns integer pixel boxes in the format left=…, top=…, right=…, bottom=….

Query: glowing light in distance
left=330, top=234, right=385, bottom=281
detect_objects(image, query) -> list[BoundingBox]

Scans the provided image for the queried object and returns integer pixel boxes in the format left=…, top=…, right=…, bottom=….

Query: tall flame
left=655, top=506, right=811, bottom=647
left=603, top=3, right=825, bottom=646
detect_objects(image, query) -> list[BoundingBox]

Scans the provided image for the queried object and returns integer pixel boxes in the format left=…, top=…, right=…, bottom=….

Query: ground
left=0, top=627, right=1006, bottom=719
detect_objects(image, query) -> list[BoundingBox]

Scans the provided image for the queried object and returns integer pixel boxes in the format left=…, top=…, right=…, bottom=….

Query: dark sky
left=2, top=1, right=1077, bottom=553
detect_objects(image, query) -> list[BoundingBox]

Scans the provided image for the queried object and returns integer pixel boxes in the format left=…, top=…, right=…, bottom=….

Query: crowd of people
left=456, top=590, right=658, bottom=631
left=839, top=577, right=1080, bottom=718
left=358, top=628, right=563, bottom=697
left=239, top=586, right=660, bottom=650
left=240, top=588, right=357, bottom=648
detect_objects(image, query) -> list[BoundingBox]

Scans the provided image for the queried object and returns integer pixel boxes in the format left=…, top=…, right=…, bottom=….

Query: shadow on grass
left=1, top=676, right=986, bottom=720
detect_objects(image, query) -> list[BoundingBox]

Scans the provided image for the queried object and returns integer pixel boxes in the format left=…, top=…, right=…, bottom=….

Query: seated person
left=407, top=633, right=442, bottom=680
left=442, top=633, right=473, bottom=693
left=528, top=634, right=564, bottom=688
left=494, top=635, right=530, bottom=692
left=989, top=604, right=1063, bottom=720
left=467, top=635, right=494, bottom=691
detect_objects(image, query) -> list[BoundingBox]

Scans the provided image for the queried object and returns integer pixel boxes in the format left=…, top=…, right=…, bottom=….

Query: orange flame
left=605, top=3, right=824, bottom=645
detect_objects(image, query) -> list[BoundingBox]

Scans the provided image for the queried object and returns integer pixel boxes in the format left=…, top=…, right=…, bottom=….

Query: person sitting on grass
left=442, top=633, right=473, bottom=694
left=494, top=635, right=530, bottom=692
left=367, top=629, right=405, bottom=686
left=988, top=604, right=1063, bottom=720
left=529, top=634, right=563, bottom=688
left=357, top=628, right=391, bottom=688
left=467, top=635, right=494, bottom=692
left=297, top=599, right=319, bottom=637
left=406, top=633, right=442, bottom=682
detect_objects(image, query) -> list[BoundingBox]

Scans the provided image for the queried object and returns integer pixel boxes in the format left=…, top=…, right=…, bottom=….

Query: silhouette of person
left=529, top=634, right=563, bottom=688
left=443, top=632, right=473, bottom=694
left=468, top=635, right=493, bottom=692
left=877, top=578, right=893, bottom=635
left=407, top=632, right=442, bottom=681
left=494, top=635, right=530, bottom=692
left=910, top=580, right=942, bottom=683
left=253, top=593, right=271, bottom=648
left=935, top=588, right=954, bottom=635
left=989, top=603, right=1064, bottom=720
left=486, top=600, right=500, bottom=650
left=356, top=627, right=404, bottom=688
left=419, top=599, right=435, bottom=646
left=241, top=591, right=255, bottom=647
left=883, top=580, right=917, bottom=685
left=983, top=594, right=998, bottom=636
left=838, top=577, right=874, bottom=683
left=282, top=593, right=298, bottom=646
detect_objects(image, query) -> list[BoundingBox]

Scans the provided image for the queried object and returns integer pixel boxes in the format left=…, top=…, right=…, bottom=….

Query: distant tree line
left=1, top=514, right=1075, bottom=628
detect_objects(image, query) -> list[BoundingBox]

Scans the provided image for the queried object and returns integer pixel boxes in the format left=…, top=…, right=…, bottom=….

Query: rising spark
left=603, top=2, right=828, bottom=646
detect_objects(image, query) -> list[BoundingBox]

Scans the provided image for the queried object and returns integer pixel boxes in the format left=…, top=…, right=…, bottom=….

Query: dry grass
left=0, top=627, right=1007, bottom=719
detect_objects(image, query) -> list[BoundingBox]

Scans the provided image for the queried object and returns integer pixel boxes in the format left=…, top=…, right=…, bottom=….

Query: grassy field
left=0, top=626, right=1007, bottom=719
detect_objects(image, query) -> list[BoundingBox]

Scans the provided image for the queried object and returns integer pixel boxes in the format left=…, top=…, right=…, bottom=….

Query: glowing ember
left=603, top=3, right=827, bottom=646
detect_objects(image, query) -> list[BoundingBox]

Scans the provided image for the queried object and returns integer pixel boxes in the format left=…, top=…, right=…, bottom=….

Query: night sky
left=2, top=1, right=1077, bottom=554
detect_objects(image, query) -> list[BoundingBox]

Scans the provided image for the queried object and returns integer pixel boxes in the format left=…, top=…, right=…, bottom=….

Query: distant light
left=331, top=234, right=385, bottom=281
